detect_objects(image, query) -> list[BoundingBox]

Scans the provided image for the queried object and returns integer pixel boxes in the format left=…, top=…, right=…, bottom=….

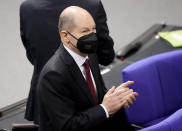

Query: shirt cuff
left=100, top=104, right=109, bottom=118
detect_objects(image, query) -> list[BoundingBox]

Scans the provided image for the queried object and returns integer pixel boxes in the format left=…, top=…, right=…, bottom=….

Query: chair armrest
left=131, top=124, right=145, bottom=129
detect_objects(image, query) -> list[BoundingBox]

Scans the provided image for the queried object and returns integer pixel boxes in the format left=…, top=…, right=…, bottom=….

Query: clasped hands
left=102, top=81, right=138, bottom=115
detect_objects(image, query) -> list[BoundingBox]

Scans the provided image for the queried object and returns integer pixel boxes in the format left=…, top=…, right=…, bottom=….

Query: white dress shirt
left=63, top=45, right=109, bottom=118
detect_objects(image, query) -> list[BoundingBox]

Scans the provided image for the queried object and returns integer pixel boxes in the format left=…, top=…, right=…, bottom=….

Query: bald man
left=38, top=6, right=137, bottom=131
left=20, top=0, right=115, bottom=124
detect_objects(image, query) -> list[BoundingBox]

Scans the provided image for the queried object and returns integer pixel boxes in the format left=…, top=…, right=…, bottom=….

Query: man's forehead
left=76, top=20, right=96, bottom=29
left=73, top=14, right=95, bottom=26
left=81, top=25, right=96, bottom=29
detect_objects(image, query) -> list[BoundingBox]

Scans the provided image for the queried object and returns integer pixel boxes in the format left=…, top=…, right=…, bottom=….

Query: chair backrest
left=122, top=50, right=182, bottom=126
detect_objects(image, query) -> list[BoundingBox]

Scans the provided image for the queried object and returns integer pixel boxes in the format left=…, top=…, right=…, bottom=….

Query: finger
left=106, top=86, right=115, bottom=95
left=127, top=92, right=137, bottom=102
left=130, top=94, right=136, bottom=102
left=115, top=85, right=128, bottom=92
left=123, top=102, right=130, bottom=108
left=121, top=90, right=136, bottom=102
left=133, top=92, right=139, bottom=97
left=119, top=89, right=133, bottom=100
left=127, top=97, right=133, bottom=105
left=116, top=81, right=134, bottom=91
left=121, top=81, right=134, bottom=88
left=123, top=94, right=134, bottom=105
left=114, top=88, right=129, bottom=96
left=112, top=86, right=115, bottom=88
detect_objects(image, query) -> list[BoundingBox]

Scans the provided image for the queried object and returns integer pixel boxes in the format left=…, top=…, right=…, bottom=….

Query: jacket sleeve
left=19, top=3, right=35, bottom=65
left=95, top=1, right=115, bottom=66
left=38, top=71, right=107, bottom=131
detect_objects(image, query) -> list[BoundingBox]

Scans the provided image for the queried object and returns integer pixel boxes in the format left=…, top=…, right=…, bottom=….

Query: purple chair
left=140, top=108, right=182, bottom=131
left=122, top=50, right=182, bottom=130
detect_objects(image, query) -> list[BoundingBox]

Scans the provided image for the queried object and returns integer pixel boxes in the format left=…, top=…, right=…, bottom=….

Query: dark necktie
left=83, top=59, right=98, bottom=104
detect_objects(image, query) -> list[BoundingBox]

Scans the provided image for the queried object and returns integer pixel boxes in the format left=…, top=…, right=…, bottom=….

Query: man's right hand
left=102, top=81, right=138, bottom=115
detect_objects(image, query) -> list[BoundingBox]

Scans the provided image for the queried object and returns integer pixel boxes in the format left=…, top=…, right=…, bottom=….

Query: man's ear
left=60, top=31, right=69, bottom=43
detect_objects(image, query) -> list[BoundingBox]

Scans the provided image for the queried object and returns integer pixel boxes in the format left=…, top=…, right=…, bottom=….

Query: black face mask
left=67, top=31, right=98, bottom=54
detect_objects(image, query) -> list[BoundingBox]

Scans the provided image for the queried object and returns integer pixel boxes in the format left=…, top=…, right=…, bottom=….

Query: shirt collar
left=63, top=45, right=88, bottom=68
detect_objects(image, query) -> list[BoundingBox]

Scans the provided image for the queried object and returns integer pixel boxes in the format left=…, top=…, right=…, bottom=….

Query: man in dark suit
left=20, top=0, right=115, bottom=124
left=38, top=6, right=138, bottom=131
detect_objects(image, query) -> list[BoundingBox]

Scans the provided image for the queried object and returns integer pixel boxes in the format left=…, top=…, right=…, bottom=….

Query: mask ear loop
left=67, top=31, right=78, bottom=49
left=67, top=31, right=78, bottom=40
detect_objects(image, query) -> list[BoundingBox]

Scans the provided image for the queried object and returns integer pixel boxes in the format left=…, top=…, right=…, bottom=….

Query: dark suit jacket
left=20, top=0, right=115, bottom=123
left=38, top=44, right=133, bottom=131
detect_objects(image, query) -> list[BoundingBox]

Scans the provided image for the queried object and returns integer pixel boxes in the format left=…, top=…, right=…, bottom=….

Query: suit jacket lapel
left=88, top=56, right=105, bottom=104
left=69, top=64, right=96, bottom=105
left=58, top=44, right=95, bottom=105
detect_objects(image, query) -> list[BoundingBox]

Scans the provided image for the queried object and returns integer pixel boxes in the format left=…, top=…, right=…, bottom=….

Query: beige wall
left=0, top=0, right=32, bottom=108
